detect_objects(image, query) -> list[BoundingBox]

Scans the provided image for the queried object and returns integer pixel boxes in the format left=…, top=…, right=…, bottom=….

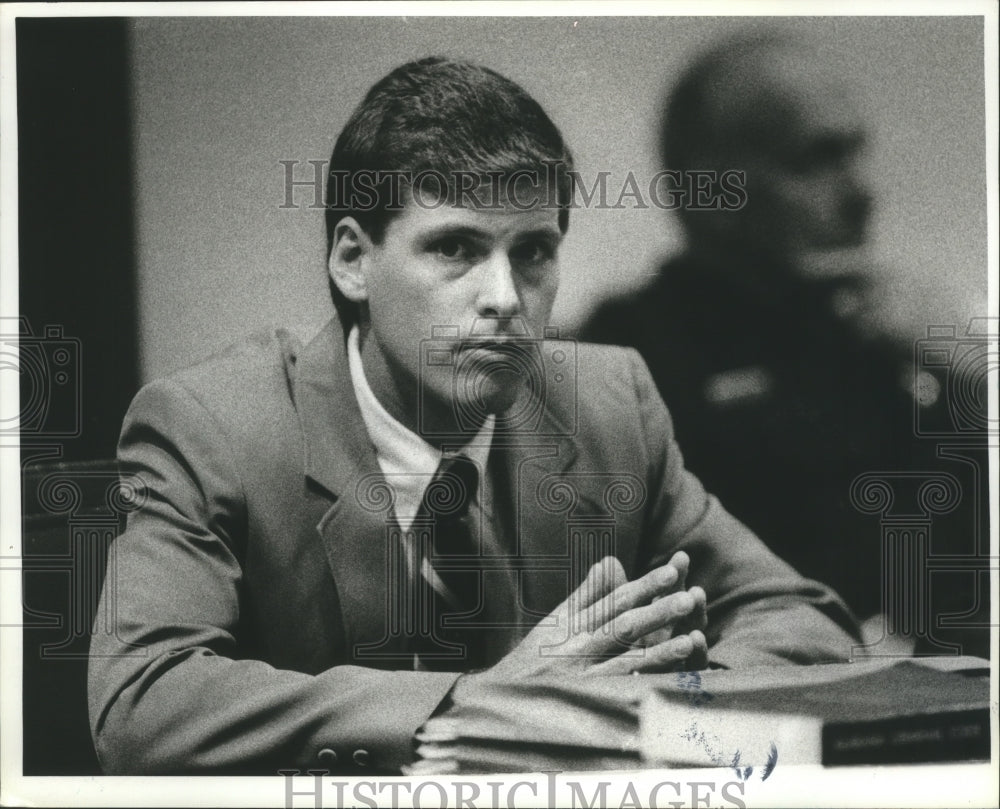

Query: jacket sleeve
left=626, top=350, right=863, bottom=668
left=87, top=378, right=460, bottom=774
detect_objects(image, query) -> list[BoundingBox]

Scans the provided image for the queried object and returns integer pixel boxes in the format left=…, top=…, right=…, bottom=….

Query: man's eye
left=432, top=238, right=470, bottom=261
left=511, top=241, right=555, bottom=265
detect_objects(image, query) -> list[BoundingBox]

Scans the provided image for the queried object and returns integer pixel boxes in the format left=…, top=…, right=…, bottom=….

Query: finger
left=566, top=556, right=627, bottom=614
left=666, top=551, right=690, bottom=589
left=586, top=633, right=697, bottom=676
left=580, top=562, right=682, bottom=629
left=646, top=552, right=689, bottom=611
left=591, top=589, right=698, bottom=653
left=673, top=586, right=707, bottom=636
left=632, top=586, right=707, bottom=649
left=681, top=629, right=709, bottom=672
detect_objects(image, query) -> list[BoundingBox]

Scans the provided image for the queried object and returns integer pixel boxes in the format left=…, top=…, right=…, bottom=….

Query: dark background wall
left=17, top=17, right=136, bottom=774
left=17, top=17, right=138, bottom=463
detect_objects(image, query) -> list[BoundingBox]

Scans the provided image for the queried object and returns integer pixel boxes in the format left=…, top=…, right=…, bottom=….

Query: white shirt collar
left=347, top=324, right=494, bottom=530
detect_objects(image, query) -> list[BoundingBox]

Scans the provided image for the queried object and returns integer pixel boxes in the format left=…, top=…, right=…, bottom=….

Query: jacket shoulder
left=125, top=326, right=316, bottom=440
left=554, top=339, right=660, bottom=428
left=577, top=339, right=651, bottom=386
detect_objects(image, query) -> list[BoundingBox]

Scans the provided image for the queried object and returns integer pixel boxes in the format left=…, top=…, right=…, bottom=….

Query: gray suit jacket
left=88, top=319, right=859, bottom=774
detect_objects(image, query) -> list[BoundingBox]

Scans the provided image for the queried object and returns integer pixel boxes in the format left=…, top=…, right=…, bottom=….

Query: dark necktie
left=411, top=453, right=485, bottom=670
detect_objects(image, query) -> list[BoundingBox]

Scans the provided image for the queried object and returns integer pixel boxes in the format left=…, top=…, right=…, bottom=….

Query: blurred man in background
left=581, top=31, right=989, bottom=655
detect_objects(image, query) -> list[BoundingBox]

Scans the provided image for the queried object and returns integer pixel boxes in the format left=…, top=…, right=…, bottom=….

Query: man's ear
left=328, top=217, right=372, bottom=303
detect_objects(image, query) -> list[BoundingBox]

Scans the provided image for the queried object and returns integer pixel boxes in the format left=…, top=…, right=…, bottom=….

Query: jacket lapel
left=490, top=386, right=582, bottom=619
left=293, top=320, right=410, bottom=664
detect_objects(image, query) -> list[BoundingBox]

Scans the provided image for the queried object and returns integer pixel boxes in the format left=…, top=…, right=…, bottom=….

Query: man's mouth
left=458, top=338, right=528, bottom=357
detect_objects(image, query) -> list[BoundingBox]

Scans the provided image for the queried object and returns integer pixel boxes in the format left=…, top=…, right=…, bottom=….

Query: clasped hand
left=475, top=551, right=708, bottom=681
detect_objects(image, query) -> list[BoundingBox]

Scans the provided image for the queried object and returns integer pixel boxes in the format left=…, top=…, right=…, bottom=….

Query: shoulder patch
left=704, top=366, right=773, bottom=406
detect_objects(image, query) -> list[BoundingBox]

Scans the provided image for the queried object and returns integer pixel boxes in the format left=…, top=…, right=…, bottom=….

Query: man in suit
left=88, top=57, right=859, bottom=775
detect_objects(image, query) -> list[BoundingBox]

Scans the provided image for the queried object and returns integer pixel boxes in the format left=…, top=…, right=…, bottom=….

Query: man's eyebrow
left=417, top=224, right=564, bottom=242
left=515, top=227, right=564, bottom=242
left=418, top=224, right=493, bottom=241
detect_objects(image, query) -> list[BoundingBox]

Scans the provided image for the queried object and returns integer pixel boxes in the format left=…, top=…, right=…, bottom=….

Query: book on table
left=640, top=657, right=990, bottom=768
left=407, top=657, right=991, bottom=774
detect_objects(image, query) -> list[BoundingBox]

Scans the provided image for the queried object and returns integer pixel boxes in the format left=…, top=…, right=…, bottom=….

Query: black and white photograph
left=1, top=2, right=996, bottom=807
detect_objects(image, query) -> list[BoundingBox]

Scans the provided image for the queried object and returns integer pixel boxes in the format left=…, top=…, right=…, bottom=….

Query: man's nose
left=476, top=252, right=520, bottom=319
left=842, top=168, right=874, bottom=226
left=843, top=148, right=874, bottom=206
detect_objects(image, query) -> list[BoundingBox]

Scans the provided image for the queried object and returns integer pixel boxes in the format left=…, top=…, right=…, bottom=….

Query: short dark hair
left=325, top=56, right=574, bottom=330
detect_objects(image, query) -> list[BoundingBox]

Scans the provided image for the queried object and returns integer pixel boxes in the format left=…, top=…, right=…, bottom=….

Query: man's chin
left=458, top=380, right=522, bottom=421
